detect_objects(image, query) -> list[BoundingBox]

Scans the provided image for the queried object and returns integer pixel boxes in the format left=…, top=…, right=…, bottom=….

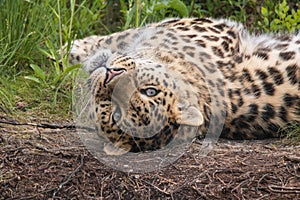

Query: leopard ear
left=176, top=106, right=204, bottom=126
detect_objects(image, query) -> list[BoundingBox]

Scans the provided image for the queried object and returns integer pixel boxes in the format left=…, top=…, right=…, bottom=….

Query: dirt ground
left=0, top=119, right=299, bottom=200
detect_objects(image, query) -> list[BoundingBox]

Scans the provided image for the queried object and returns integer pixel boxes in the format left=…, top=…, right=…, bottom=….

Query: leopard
left=70, top=18, right=300, bottom=155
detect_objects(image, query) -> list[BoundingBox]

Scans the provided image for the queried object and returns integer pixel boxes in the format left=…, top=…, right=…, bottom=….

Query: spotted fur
left=70, top=18, right=300, bottom=155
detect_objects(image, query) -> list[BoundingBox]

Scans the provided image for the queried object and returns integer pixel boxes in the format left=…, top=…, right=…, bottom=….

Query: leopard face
left=87, top=51, right=204, bottom=155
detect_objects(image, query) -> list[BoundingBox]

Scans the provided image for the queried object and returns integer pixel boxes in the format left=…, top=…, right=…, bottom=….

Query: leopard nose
left=104, top=68, right=126, bottom=87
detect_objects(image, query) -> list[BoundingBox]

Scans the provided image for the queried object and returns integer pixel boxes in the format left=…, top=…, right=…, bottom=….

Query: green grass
left=280, top=123, right=300, bottom=144
left=0, top=0, right=299, bottom=141
left=0, top=0, right=108, bottom=120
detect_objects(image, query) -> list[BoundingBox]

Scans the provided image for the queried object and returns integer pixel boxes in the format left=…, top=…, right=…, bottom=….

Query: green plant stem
left=135, top=0, right=139, bottom=27
left=57, top=0, right=63, bottom=68
left=189, top=0, right=195, bottom=17
left=68, top=0, right=75, bottom=39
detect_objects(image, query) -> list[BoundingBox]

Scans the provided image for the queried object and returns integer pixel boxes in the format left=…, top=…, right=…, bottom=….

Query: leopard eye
left=112, top=107, right=122, bottom=123
left=140, top=87, right=160, bottom=97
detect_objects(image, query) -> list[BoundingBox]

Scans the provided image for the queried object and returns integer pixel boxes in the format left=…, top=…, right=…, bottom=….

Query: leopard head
left=85, top=50, right=206, bottom=155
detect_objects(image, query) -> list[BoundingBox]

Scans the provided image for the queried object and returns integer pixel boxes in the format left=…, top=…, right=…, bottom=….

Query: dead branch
left=25, top=141, right=53, bottom=153
left=231, top=179, right=250, bottom=193
left=284, top=155, right=300, bottom=163
left=0, top=118, right=95, bottom=131
left=268, top=185, right=300, bottom=194
left=257, top=173, right=270, bottom=188
left=52, top=154, right=85, bottom=198
left=191, top=184, right=210, bottom=200
left=141, top=179, right=171, bottom=196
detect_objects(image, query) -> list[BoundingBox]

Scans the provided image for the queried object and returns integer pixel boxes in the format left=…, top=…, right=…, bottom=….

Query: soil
left=0, top=120, right=299, bottom=200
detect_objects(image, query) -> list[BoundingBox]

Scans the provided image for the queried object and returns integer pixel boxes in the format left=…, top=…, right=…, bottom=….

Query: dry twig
left=52, top=154, right=85, bottom=198
left=0, top=118, right=95, bottom=131
left=142, top=179, right=171, bottom=196
left=284, top=155, right=300, bottom=163
left=191, top=184, right=210, bottom=200
left=268, top=185, right=300, bottom=194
